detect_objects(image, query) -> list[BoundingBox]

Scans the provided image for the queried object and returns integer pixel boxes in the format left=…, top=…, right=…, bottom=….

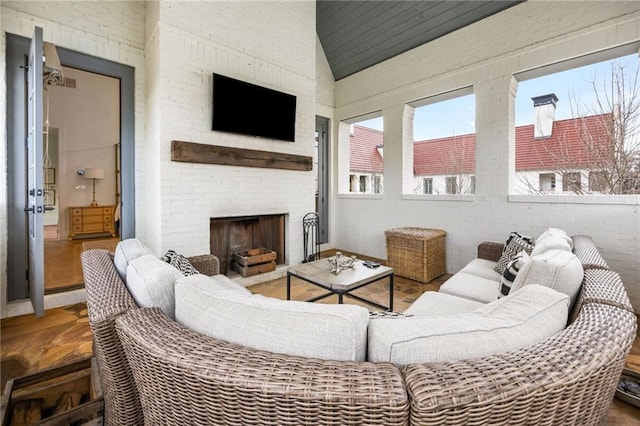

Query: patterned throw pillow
left=499, top=250, right=530, bottom=297
left=161, top=250, right=199, bottom=276
left=494, top=232, right=535, bottom=275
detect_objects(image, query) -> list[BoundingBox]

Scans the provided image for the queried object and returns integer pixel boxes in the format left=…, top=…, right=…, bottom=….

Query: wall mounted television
left=212, top=73, right=296, bottom=142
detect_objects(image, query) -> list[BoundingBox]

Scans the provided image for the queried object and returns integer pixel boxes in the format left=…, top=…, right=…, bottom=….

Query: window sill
left=402, top=194, right=475, bottom=202
left=509, top=194, right=640, bottom=205
left=338, top=193, right=384, bottom=200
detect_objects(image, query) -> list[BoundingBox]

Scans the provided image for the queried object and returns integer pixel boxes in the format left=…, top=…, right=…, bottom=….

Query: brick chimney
left=532, top=93, right=558, bottom=139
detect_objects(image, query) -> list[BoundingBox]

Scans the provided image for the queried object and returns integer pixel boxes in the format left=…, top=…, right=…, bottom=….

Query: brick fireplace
left=210, top=214, right=287, bottom=275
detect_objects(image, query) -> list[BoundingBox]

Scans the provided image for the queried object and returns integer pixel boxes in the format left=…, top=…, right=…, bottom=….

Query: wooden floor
left=2, top=250, right=640, bottom=424
left=44, top=237, right=119, bottom=293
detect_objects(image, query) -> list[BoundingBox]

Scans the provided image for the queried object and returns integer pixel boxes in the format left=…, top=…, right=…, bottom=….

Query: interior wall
left=331, top=2, right=640, bottom=311
left=146, top=1, right=317, bottom=264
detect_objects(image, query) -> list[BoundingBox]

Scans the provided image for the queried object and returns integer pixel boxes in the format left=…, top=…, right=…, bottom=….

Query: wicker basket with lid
left=385, top=227, right=446, bottom=283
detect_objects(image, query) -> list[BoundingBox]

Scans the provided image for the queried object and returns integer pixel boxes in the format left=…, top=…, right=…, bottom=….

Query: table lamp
left=83, top=168, right=104, bottom=207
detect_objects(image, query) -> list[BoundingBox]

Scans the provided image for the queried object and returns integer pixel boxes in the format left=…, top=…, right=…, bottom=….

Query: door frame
left=315, top=116, right=329, bottom=244
left=6, top=33, right=136, bottom=303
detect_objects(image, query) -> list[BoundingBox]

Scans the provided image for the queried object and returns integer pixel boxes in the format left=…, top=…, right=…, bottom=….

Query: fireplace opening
left=210, top=214, right=286, bottom=275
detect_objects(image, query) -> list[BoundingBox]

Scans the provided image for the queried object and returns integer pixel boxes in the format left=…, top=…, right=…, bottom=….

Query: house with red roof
left=348, top=125, right=384, bottom=193
left=350, top=94, right=615, bottom=195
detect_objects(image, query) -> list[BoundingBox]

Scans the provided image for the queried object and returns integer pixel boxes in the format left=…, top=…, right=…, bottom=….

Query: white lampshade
left=83, top=168, right=104, bottom=180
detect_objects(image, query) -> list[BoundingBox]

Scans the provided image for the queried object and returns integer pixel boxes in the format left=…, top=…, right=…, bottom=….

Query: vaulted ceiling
left=316, top=1, right=525, bottom=81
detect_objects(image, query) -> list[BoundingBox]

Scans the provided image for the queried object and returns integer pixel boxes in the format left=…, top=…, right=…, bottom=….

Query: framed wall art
left=44, top=167, right=56, bottom=184
left=44, top=189, right=56, bottom=207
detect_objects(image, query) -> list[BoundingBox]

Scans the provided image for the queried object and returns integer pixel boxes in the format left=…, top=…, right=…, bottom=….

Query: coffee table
left=286, top=258, right=394, bottom=311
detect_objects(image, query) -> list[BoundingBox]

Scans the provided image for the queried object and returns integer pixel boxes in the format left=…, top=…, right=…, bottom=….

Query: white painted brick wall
left=148, top=2, right=317, bottom=264
left=316, top=35, right=335, bottom=118
left=332, top=2, right=640, bottom=311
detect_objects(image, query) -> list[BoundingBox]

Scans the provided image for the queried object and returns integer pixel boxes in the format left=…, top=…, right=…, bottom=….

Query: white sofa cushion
left=114, top=238, right=152, bottom=281
left=176, top=273, right=251, bottom=296
left=175, top=277, right=370, bottom=362
left=125, top=254, right=183, bottom=319
left=405, top=291, right=484, bottom=316
left=439, top=271, right=500, bottom=303
left=531, top=235, right=572, bottom=257
left=368, top=285, right=569, bottom=365
left=510, top=249, right=584, bottom=307
left=459, top=258, right=502, bottom=282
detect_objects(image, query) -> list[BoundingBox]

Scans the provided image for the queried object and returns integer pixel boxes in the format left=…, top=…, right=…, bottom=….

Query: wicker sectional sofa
left=81, top=234, right=636, bottom=426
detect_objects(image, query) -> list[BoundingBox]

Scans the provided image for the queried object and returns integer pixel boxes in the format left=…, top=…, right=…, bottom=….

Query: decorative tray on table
left=616, top=368, right=640, bottom=408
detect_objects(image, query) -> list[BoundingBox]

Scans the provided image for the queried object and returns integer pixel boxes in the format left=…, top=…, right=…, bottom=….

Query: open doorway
left=42, top=66, right=121, bottom=294
left=6, top=32, right=135, bottom=306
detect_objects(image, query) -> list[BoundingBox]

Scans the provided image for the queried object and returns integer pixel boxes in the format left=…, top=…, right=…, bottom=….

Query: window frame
left=338, top=112, right=384, bottom=198
left=405, top=86, right=476, bottom=198
left=423, top=178, right=433, bottom=194
left=512, top=42, right=640, bottom=197
left=562, top=172, right=582, bottom=193
left=445, top=176, right=458, bottom=195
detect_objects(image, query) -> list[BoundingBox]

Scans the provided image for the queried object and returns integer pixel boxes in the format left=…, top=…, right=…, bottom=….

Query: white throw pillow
left=125, top=254, right=183, bottom=319
left=536, top=228, right=573, bottom=249
left=368, top=284, right=569, bottom=365
left=114, top=238, right=153, bottom=281
left=510, top=249, right=584, bottom=307
left=530, top=235, right=572, bottom=257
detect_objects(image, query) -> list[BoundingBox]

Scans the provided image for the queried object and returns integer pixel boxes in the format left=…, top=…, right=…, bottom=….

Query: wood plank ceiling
left=317, top=0, right=524, bottom=81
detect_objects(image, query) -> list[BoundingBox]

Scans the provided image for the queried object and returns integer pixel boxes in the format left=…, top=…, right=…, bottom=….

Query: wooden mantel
left=171, top=141, right=312, bottom=171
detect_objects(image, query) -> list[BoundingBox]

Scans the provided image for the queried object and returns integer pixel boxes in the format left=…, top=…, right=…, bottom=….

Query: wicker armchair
left=80, top=236, right=636, bottom=426
left=81, top=250, right=220, bottom=426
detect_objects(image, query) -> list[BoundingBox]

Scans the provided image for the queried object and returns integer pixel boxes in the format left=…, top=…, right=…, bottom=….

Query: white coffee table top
left=287, top=258, right=393, bottom=291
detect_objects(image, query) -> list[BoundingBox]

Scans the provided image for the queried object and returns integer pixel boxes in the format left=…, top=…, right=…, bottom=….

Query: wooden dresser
left=68, top=206, right=116, bottom=240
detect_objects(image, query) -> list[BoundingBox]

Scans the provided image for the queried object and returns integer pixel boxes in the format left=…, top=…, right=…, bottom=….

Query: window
left=349, top=174, right=358, bottom=192
left=539, top=173, right=556, bottom=192
left=563, top=172, right=582, bottom=192
left=410, top=89, right=475, bottom=195
left=340, top=114, right=384, bottom=194
left=359, top=175, right=367, bottom=193
left=589, top=171, right=608, bottom=193
left=423, top=178, right=433, bottom=194
left=446, top=176, right=458, bottom=194
left=372, top=175, right=382, bottom=194
left=514, top=52, right=640, bottom=195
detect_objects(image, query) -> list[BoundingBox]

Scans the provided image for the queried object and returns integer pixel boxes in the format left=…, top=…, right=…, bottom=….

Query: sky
left=356, top=53, right=638, bottom=141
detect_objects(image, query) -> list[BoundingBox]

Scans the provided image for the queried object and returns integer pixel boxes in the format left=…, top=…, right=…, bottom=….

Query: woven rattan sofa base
left=117, top=307, right=409, bottom=426
left=80, top=235, right=636, bottom=426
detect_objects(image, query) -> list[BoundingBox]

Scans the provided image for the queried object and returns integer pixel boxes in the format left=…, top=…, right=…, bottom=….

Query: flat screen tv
left=212, top=73, right=296, bottom=142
